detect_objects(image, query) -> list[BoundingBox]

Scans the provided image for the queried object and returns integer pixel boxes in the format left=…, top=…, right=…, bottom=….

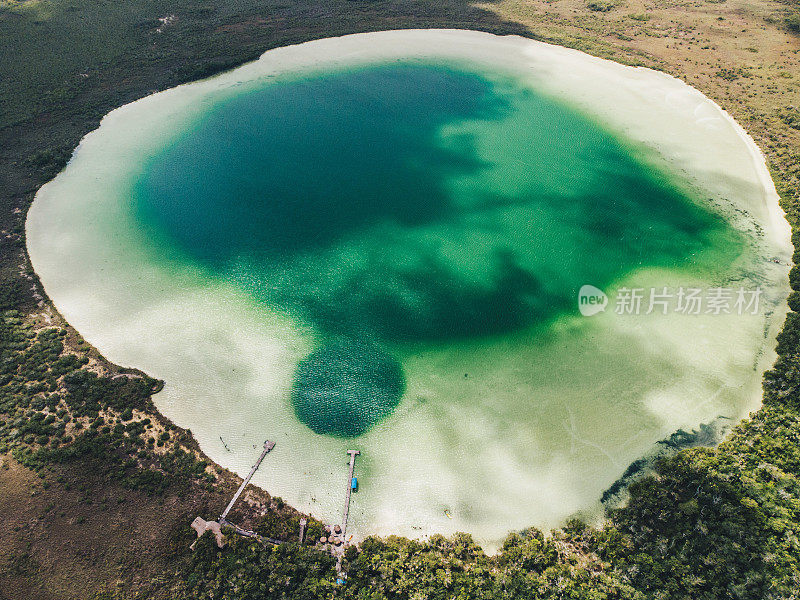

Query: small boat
left=351, top=477, right=358, bottom=492
left=444, top=509, right=452, bottom=519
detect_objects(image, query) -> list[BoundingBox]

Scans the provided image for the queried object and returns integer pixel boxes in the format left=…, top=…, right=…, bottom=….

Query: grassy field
left=1, top=0, right=800, bottom=599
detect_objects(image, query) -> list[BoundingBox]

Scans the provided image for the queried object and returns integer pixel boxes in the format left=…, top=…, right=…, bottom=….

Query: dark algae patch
left=290, top=339, right=405, bottom=437
left=136, top=64, right=505, bottom=267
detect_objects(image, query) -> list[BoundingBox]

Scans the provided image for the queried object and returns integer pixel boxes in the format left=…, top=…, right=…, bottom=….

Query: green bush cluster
left=587, top=1, right=616, bottom=12
left=778, top=106, right=800, bottom=131
left=0, top=311, right=214, bottom=497
left=185, top=534, right=337, bottom=599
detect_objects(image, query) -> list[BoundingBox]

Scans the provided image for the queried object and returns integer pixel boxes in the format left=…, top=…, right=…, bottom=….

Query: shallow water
left=27, top=31, right=791, bottom=550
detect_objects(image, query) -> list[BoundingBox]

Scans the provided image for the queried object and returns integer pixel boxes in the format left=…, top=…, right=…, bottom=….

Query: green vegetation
left=186, top=535, right=337, bottom=599
left=771, top=0, right=800, bottom=32
left=715, top=67, right=752, bottom=81
left=0, top=310, right=213, bottom=496
left=779, top=106, right=800, bottom=130
left=587, top=0, right=617, bottom=12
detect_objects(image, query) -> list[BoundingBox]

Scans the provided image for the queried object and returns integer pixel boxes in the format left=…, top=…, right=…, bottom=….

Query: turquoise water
left=29, top=32, right=789, bottom=544
left=132, top=63, right=742, bottom=437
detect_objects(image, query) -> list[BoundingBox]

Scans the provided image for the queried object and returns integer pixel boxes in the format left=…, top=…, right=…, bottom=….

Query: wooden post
left=299, top=518, right=307, bottom=545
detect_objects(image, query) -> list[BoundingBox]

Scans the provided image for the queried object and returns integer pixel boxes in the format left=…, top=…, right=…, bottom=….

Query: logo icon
left=578, top=285, right=608, bottom=317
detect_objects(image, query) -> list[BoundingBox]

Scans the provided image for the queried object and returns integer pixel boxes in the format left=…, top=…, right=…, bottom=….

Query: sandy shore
left=26, top=29, right=791, bottom=551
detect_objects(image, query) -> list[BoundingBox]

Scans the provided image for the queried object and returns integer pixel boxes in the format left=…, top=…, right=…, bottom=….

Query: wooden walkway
left=218, top=517, right=283, bottom=546
left=220, top=440, right=275, bottom=522
left=340, top=450, right=360, bottom=542
left=192, top=440, right=281, bottom=550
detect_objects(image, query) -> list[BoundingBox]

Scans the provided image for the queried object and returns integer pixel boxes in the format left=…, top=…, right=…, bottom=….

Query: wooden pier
left=340, top=450, right=360, bottom=542
left=190, top=442, right=365, bottom=562
left=190, top=440, right=280, bottom=551
left=299, top=518, right=307, bottom=545
left=220, top=440, right=275, bottom=522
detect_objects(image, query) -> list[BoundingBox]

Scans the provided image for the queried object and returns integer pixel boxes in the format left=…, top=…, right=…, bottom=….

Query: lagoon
left=27, top=30, right=791, bottom=550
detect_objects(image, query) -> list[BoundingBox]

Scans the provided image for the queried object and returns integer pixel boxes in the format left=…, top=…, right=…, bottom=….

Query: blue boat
left=351, top=477, right=358, bottom=491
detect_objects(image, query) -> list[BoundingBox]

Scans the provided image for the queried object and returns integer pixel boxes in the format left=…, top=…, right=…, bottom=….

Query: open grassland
left=2, top=1, right=800, bottom=599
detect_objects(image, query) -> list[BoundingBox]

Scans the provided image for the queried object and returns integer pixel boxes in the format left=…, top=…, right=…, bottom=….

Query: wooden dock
left=191, top=440, right=279, bottom=551
left=220, top=440, right=275, bottom=522
left=340, top=450, right=360, bottom=542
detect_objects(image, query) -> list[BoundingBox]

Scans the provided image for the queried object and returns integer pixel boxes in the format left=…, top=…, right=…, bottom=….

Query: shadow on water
left=297, top=248, right=560, bottom=343
left=139, top=64, right=507, bottom=261
left=136, top=64, right=738, bottom=347
left=134, top=62, right=743, bottom=435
